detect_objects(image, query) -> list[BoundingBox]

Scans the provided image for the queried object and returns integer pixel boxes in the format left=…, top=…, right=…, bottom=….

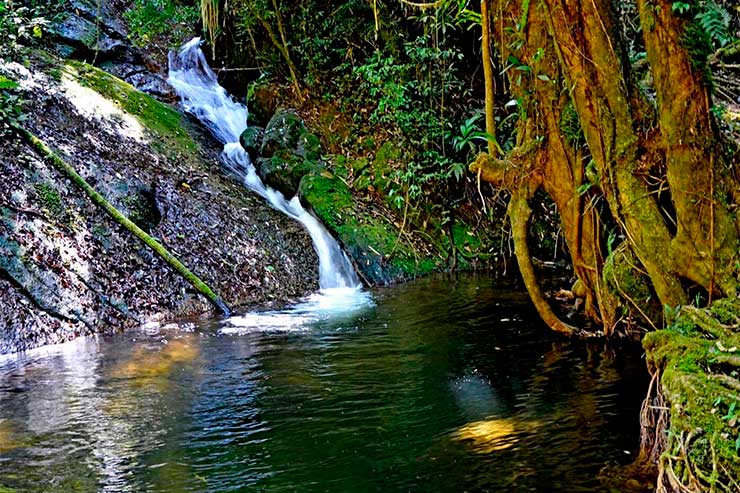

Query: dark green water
left=0, top=274, right=648, bottom=492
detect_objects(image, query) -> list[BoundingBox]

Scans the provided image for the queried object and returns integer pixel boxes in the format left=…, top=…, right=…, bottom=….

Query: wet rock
left=253, top=109, right=323, bottom=197
left=298, top=172, right=442, bottom=285
left=239, top=126, right=264, bottom=162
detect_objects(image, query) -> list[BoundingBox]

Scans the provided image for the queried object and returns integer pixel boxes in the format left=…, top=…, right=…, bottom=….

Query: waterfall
left=167, top=38, right=360, bottom=290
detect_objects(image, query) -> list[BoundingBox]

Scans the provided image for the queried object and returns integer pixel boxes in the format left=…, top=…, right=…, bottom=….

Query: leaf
left=0, top=76, right=19, bottom=90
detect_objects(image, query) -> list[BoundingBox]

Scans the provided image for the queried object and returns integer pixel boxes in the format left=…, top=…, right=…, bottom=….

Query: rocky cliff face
left=0, top=51, right=318, bottom=354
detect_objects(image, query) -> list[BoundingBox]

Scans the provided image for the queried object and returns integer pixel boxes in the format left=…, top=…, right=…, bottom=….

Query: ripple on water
left=0, top=275, right=650, bottom=492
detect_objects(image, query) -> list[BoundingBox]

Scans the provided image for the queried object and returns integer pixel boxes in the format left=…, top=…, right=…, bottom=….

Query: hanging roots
left=201, top=0, right=219, bottom=58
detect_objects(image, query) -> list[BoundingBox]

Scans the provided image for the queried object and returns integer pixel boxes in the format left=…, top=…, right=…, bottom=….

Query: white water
left=167, top=38, right=360, bottom=292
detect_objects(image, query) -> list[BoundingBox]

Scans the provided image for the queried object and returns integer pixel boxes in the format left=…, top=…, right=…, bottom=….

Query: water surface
left=0, top=274, right=648, bottom=492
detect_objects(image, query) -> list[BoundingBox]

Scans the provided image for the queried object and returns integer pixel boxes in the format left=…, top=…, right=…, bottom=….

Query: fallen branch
left=15, top=125, right=231, bottom=316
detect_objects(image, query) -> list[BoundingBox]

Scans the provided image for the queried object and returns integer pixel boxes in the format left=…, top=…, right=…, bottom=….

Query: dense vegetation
left=2, top=0, right=740, bottom=490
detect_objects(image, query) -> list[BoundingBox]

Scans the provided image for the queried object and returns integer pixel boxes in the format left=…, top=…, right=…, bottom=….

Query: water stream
left=167, top=37, right=359, bottom=291
left=0, top=274, right=649, bottom=492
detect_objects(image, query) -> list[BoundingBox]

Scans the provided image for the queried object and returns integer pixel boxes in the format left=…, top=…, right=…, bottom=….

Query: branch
left=397, top=0, right=443, bottom=8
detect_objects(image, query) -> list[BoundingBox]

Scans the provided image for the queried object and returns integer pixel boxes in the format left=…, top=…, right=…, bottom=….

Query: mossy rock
left=239, top=126, right=264, bottom=162
left=298, top=172, right=441, bottom=285
left=254, top=109, right=323, bottom=196
left=260, top=109, right=321, bottom=161
left=255, top=152, right=323, bottom=198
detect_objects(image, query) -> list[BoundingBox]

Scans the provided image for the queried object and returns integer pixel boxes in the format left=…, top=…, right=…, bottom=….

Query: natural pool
left=0, top=274, right=649, bottom=492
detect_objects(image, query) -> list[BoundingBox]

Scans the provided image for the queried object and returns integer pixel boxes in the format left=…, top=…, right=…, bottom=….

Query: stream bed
left=0, top=274, right=648, bottom=492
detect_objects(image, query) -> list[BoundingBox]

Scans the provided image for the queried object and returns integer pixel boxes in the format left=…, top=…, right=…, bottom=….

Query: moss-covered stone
left=239, top=126, right=264, bottom=162
left=299, top=172, right=442, bottom=285
left=63, top=61, right=198, bottom=158
left=253, top=109, right=324, bottom=196
left=260, top=109, right=320, bottom=161
left=643, top=300, right=740, bottom=491
left=255, top=152, right=323, bottom=198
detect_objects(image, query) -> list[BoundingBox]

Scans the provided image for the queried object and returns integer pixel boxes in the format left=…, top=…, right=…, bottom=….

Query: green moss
left=33, top=182, right=65, bottom=218
left=299, top=172, right=442, bottom=284
left=644, top=300, right=740, bottom=489
left=63, top=61, right=198, bottom=157
left=122, top=191, right=160, bottom=233
left=559, top=100, right=584, bottom=146
left=603, top=243, right=662, bottom=325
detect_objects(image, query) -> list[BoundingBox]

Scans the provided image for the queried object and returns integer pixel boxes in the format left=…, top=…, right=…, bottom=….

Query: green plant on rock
left=33, top=183, right=65, bottom=219
left=0, top=76, right=27, bottom=138
left=124, top=0, right=199, bottom=49
left=0, top=1, right=52, bottom=58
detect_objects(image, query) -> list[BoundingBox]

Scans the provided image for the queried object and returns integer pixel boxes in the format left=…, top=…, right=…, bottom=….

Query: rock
left=298, top=172, right=442, bottom=285
left=69, top=0, right=127, bottom=38
left=255, top=152, right=322, bottom=198
left=239, top=126, right=264, bottom=162
left=252, top=110, right=324, bottom=196
left=260, top=109, right=320, bottom=160
left=55, top=13, right=126, bottom=55
left=100, top=62, right=175, bottom=99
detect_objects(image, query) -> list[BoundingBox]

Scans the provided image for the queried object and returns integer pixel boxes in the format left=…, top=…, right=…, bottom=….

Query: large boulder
left=245, top=109, right=323, bottom=197
left=53, top=0, right=130, bottom=58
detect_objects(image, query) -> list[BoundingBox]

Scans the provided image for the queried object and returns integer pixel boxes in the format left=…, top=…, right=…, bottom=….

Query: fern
left=695, top=1, right=733, bottom=48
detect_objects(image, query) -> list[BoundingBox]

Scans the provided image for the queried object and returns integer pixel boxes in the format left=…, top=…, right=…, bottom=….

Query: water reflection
left=0, top=275, right=649, bottom=492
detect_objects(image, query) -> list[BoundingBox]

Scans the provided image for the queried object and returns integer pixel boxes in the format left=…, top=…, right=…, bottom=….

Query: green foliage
left=124, top=0, right=199, bottom=48
left=695, top=1, right=734, bottom=47
left=559, top=101, right=584, bottom=146
left=0, top=76, right=25, bottom=136
left=0, top=1, right=54, bottom=58
left=674, top=1, right=737, bottom=67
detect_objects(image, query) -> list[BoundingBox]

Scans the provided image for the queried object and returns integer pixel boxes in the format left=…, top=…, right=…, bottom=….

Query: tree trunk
left=476, top=0, right=740, bottom=335
left=480, top=0, right=497, bottom=156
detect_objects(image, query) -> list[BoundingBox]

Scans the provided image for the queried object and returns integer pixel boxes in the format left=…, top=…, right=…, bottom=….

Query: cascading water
left=167, top=38, right=360, bottom=291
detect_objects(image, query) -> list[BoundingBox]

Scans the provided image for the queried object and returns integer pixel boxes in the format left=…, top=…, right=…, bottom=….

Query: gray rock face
left=51, top=0, right=176, bottom=99
left=56, top=14, right=125, bottom=54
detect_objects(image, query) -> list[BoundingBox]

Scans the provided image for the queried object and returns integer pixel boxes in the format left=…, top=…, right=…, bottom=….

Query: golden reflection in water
left=451, top=418, right=542, bottom=454
left=111, top=336, right=200, bottom=384
left=0, top=419, right=22, bottom=454
left=104, top=335, right=200, bottom=417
